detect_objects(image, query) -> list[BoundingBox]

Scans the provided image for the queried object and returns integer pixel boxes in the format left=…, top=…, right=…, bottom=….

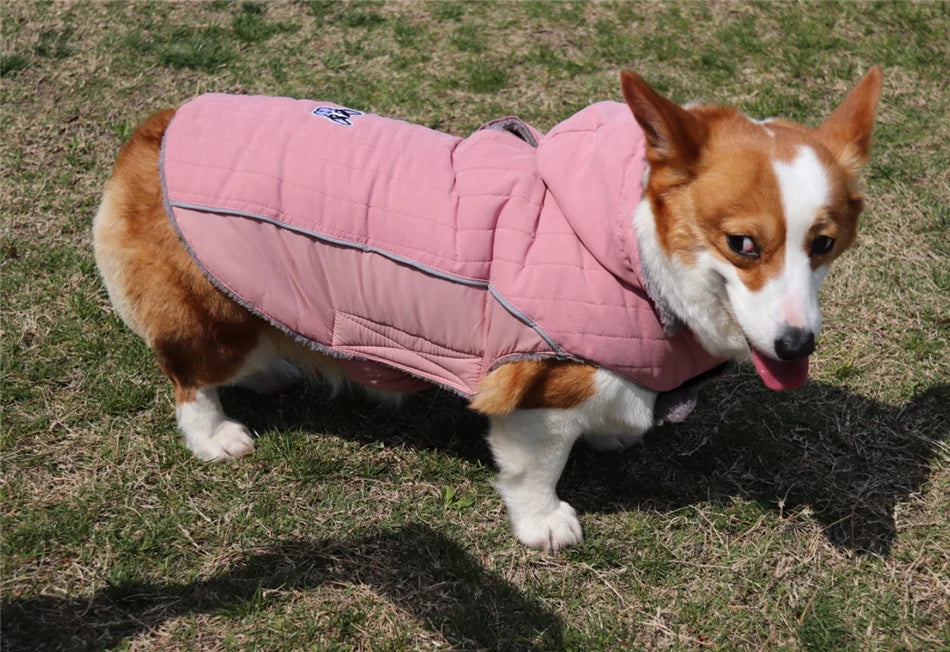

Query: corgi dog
left=93, top=67, right=882, bottom=551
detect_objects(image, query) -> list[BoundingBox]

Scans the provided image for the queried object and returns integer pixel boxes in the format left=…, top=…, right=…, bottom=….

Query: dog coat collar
left=161, top=94, right=725, bottom=396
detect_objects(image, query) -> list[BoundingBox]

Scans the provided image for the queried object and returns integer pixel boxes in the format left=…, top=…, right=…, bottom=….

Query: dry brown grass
left=2, top=1, right=947, bottom=649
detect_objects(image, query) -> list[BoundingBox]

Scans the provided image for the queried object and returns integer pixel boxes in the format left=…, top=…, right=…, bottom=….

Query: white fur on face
left=634, top=201, right=748, bottom=359
left=719, top=146, right=831, bottom=357
left=634, top=145, right=835, bottom=360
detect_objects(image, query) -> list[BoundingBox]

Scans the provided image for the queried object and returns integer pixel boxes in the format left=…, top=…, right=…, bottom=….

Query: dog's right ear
left=620, top=70, right=708, bottom=184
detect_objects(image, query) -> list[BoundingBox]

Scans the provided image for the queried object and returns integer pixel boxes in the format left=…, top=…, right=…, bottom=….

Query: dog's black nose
left=774, top=327, right=815, bottom=360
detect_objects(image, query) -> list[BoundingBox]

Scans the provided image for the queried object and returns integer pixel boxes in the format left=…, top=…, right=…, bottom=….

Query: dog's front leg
left=487, top=409, right=584, bottom=552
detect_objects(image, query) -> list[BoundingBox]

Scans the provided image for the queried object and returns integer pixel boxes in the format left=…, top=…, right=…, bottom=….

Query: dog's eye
left=810, top=236, right=835, bottom=256
left=727, top=235, right=759, bottom=258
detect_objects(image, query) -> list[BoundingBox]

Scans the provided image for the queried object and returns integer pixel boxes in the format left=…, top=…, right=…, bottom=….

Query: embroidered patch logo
left=312, top=106, right=363, bottom=126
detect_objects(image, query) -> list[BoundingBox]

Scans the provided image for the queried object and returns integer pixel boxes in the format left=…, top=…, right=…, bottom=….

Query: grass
left=1, top=0, right=948, bottom=649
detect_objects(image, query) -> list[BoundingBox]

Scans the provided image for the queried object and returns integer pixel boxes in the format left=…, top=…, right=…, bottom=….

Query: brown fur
left=620, top=68, right=879, bottom=293
left=96, top=67, right=880, bottom=417
left=470, top=360, right=597, bottom=416
left=94, top=109, right=264, bottom=404
left=818, top=66, right=883, bottom=177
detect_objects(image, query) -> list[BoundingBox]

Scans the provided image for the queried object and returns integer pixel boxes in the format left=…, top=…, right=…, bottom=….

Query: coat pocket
left=332, top=311, right=482, bottom=395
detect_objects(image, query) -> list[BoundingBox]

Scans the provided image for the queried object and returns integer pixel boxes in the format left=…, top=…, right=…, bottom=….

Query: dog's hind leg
left=227, top=333, right=304, bottom=395
left=231, top=363, right=301, bottom=395
left=173, top=386, right=255, bottom=461
left=152, top=320, right=265, bottom=461
left=94, top=107, right=273, bottom=462
left=159, top=326, right=351, bottom=460
left=487, top=409, right=585, bottom=552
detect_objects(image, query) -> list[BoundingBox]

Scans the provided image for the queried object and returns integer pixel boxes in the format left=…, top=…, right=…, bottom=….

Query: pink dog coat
left=161, top=94, right=724, bottom=396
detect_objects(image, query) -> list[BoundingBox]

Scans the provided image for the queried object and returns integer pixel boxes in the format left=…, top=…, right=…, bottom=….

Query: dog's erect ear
left=817, top=65, right=883, bottom=177
left=620, top=70, right=707, bottom=182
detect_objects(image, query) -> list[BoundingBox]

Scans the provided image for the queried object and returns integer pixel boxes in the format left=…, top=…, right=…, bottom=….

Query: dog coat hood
left=162, top=94, right=724, bottom=396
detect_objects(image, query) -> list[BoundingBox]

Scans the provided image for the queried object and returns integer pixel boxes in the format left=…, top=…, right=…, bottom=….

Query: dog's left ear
left=817, top=65, right=883, bottom=177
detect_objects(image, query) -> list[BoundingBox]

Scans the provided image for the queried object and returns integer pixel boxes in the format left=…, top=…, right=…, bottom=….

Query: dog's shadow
left=4, top=378, right=943, bottom=650
left=0, top=524, right=563, bottom=651
left=228, top=375, right=948, bottom=556
left=565, top=378, right=948, bottom=555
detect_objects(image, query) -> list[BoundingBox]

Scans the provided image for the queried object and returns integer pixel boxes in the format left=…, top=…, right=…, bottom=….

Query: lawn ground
left=2, top=1, right=948, bottom=649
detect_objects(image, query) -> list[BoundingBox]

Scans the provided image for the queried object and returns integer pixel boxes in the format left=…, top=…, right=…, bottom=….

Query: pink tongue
left=750, top=348, right=809, bottom=391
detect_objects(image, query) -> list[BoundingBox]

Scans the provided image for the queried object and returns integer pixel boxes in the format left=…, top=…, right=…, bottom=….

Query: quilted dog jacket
left=161, top=94, right=725, bottom=396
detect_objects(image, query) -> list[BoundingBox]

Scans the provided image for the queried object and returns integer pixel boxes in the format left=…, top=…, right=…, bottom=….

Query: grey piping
left=168, top=201, right=486, bottom=287
left=165, top=199, right=564, bottom=354
left=160, top=125, right=564, bottom=395
left=158, top=132, right=431, bottom=391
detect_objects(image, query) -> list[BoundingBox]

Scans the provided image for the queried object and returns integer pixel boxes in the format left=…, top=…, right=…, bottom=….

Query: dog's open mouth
left=749, top=347, right=809, bottom=391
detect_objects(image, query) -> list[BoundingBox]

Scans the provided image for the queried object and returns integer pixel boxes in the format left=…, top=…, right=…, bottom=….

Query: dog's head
left=625, top=67, right=883, bottom=390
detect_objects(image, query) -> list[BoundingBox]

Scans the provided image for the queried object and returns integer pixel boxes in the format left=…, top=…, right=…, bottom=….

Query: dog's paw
left=582, top=431, right=643, bottom=452
left=187, top=421, right=255, bottom=462
left=513, top=501, right=584, bottom=552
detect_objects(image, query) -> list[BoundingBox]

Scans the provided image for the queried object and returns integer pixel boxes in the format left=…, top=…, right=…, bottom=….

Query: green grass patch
left=0, top=53, right=30, bottom=77
left=34, top=27, right=75, bottom=59
left=462, top=59, right=509, bottom=93
left=125, top=25, right=236, bottom=71
left=798, top=592, right=856, bottom=651
left=3, top=499, right=97, bottom=561
left=428, top=1, right=466, bottom=22
left=231, top=2, right=296, bottom=44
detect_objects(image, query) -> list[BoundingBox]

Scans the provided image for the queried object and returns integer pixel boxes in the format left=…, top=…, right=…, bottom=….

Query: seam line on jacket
left=167, top=200, right=564, bottom=355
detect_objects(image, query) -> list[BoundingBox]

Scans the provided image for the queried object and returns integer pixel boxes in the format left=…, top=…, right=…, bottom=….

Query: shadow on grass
left=228, top=376, right=947, bottom=556
left=4, top=380, right=941, bottom=648
left=572, top=380, right=948, bottom=555
left=0, top=524, right=562, bottom=651
left=229, top=382, right=493, bottom=464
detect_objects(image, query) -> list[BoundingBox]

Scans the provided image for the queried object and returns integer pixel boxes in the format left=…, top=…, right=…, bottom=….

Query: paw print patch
left=312, top=106, right=363, bottom=126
